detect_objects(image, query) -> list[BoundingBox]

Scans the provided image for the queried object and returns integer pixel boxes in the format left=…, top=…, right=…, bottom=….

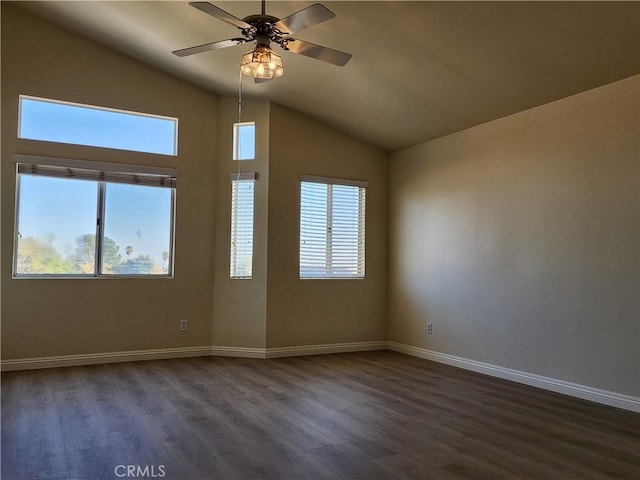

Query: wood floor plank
left=2, top=351, right=638, bottom=479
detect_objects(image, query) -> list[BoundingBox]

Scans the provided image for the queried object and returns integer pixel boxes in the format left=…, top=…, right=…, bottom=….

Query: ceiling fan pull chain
left=238, top=69, right=244, bottom=124
left=235, top=69, right=244, bottom=181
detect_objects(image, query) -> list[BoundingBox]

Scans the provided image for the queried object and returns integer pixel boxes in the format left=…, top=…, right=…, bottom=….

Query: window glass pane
left=102, top=183, right=172, bottom=275
left=19, top=96, right=177, bottom=156
left=331, top=185, right=363, bottom=277
left=15, top=175, right=98, bottom=275
left=300, top=182, right=329, bottom=278
left=233, top=122, right=255, bottom=160
left=230, top=180, right=255, bottom=278
left=300, top=180, right=365, bottom=279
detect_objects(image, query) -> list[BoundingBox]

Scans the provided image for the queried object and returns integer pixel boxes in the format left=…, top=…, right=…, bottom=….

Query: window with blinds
left=13, top=155, right=176, bottom=277
left=299, top=176, right=366, bottom=279
left=230, top=173, right=255, bottom=278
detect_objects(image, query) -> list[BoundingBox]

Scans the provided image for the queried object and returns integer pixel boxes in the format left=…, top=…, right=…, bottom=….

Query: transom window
left=13, top=156, right=176, bottom=277
left=299, top=175, right=366, bottom=279
left=233, top=122, right=256, bottom=160
left=18, top=95, right=178, bottom=156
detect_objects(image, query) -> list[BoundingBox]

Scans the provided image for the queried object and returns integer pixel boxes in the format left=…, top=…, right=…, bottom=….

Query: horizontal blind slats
left=230, top=179, right=254, bottom=278
left=300, top=180, right=365, bottom=279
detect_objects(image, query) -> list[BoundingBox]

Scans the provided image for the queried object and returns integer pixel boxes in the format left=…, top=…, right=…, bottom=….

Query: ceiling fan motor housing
left=241, top=14, right=290, bottom=47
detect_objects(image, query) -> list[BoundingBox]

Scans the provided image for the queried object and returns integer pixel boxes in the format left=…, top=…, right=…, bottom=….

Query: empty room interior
left=1, top=1, right=639, bottom=479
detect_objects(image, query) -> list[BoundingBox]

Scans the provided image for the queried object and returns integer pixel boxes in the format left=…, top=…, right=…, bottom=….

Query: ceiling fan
left=172, top=1, right=352, bottom=81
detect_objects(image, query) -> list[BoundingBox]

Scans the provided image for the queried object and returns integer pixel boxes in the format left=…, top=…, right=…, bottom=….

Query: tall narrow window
left=233, top=122, right=255, bottom=160
left=299, top=176, right=366, bottom=279
left=13, top=155, right=176, bottom=277
left=230, top=172, right=255, bottom=278
left=19, top=95, right=178, bottom=156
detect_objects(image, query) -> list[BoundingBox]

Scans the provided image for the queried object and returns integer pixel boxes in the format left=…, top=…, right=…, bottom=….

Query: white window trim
left=233, top=122, right=256, bottom=161
left=299, top=175, right=367, bottom=280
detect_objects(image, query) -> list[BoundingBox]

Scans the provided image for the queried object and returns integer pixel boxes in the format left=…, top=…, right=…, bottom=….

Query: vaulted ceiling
left=15, top=1, right=640, bottom=152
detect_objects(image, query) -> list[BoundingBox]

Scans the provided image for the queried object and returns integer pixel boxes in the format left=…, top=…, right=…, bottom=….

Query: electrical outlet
left=179, top=319, right=188, bottom=332
left=427, top=322, right=433, bottom=335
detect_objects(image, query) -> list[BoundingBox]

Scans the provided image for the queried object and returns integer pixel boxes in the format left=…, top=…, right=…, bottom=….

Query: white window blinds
left=15, top=155, right=177, bottom=188
left=300, top=176, right=366, bottom=279
left=230, top=172, right=255, bottom=278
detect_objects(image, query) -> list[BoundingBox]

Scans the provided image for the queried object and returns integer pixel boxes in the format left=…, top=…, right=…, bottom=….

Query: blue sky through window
left=17, top=175, right=98, bottom=262
left=15, top=96, right=177, bottom=275
left=17, top=175, right=172, bottom=272
left=234, top=122, right=255, bottom=160
left=19, top=96, right=177, bottom=155
left=103, top=183, right=172, bottom=269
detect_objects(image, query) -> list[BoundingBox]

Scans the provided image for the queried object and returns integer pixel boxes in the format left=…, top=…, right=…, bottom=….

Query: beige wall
left=6, top=4, right=635, bottom=401
left=266, top=104, right=388, bottom=347
left=1, top=4, right=219, bottom=358
left=212, top=98, right=270, bottom=348
left=212, top=101, right=389, bottom=349
left=389, top=76, right=639, bottom=396
left=1, top=5, right=389, bottom=359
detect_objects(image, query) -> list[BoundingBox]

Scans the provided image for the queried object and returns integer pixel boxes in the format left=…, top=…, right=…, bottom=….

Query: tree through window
left=13, top=159, right=176, bottom=277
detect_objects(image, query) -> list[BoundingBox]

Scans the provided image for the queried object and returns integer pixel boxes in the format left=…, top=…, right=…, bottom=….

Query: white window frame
left=299, top=175, right=367, bottom=279
left=233, top=122, right=256, bottom=161
left=230, top=171, right=256, bottom=279
left=12, top=154, right=177, bottom=278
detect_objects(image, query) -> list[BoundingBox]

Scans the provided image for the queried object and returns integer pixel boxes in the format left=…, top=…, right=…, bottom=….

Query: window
left=230, top=172, right=255, bottom=278
left=233, top=122, right=255, bottom=160
left=299, top=176, right=366, bottom=279
left=13, top=155, right=176, bottom=277
left=18, top=95, right=178, bottom=156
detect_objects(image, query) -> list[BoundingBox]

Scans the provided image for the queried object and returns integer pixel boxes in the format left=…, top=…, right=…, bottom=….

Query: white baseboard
left=0, top=346, right=213, bottom=371
left=210, top=345, right=266, bottom=358
left=266, top=341, right=388, bottom=358
left=3, top=341, right=637, bottom=413
left=388, top=341, right=640, bottom=413
left=0, top=341, right=387, bottom=370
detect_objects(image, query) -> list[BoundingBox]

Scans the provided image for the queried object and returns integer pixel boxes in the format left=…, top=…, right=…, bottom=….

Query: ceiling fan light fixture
left=240, top=44, right=284, bottom=79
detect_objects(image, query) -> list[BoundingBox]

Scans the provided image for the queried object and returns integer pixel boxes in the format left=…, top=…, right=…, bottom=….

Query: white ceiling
left=16, top=1, right=640, bottom=152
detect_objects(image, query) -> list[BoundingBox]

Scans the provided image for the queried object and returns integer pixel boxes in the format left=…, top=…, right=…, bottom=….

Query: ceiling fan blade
left=274, top=3, right=335, bottom=34
left=189, top=1, right=252, bottom=30
left=172, top=38, right=246, bottom=57
left=284, top=39, right=352, bottom=66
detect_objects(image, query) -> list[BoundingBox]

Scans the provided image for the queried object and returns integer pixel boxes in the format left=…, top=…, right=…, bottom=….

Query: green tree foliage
left=16, top=236, right=73, bottom=274
left=16, top=233, right=157, bottom=275
left=103, top=237, right=122, bottom=267
left=73, top=234, right=122, bottom=273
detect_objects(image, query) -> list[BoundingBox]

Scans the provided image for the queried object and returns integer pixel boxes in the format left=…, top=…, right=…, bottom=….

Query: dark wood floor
left=2, top=351, right=639, bottom=480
